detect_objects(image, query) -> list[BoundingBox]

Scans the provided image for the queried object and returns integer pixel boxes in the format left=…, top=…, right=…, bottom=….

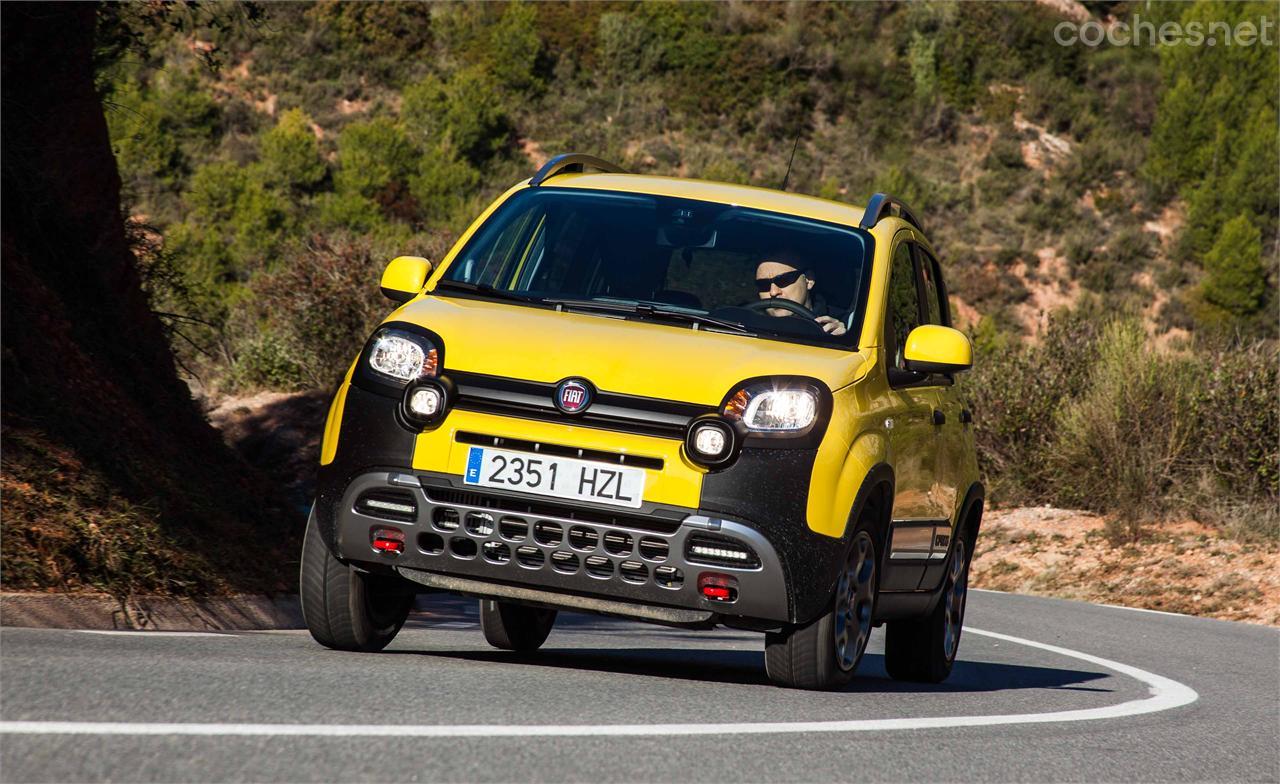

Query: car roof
left=540, top=172, right=870, bottom=230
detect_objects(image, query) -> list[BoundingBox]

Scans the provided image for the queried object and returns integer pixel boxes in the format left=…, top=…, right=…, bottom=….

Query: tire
left=299, top=507, right=414, bottom=652
left=765, top=526, right=879, bottom=690
left=884, top=531, right=971, bottom=683
left=479, top=600, right=557, bottom=652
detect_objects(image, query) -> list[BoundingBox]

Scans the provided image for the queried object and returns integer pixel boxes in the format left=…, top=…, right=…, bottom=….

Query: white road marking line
left=72, top=631, right=234, bottom=638
left=0, top=626, right=1198, bottom=737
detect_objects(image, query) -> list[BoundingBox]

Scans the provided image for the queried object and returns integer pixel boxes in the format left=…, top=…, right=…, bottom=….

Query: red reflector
left=371, top=527, right=405, bottom=555
left=697, top=572, right=738, bottom=602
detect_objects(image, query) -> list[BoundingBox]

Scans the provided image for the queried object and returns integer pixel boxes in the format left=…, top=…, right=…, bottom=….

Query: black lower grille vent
left=584, top=555, right=614, bottom=578
left=654, top=565, right=684, bottom=589
left=619, top=560, right=647, bottom=584
left=550, top=550, right=579, bottom=574
left=533, top=521, right=563, bottom=546
left=499, top=517, right=528, bottom=541
left=433, top=507, right=460, bottom=532
left=568, top=526, right=599, bottom=550
left=637, top=537, right=669, bottom=561
left=482, top=541, right=511, bottom=564
left=516, top=545, right=545, bottom=569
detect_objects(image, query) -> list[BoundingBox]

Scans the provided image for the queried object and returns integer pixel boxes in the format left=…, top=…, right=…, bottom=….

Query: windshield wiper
left=433, top=280, right=547, bottom=305
left=544, top=298, right=755, bottom=335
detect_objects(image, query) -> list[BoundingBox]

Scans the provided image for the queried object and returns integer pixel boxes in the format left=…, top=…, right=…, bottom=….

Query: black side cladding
left=315, top=384, right=416, bottom=550
left=699, top=449, right=888, bottom=624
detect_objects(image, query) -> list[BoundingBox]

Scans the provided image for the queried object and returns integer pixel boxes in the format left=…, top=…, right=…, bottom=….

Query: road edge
left=0, top=592, right=303, bottom=631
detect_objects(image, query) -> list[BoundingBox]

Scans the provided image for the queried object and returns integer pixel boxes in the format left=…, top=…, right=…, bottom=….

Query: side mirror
left=903, top=324, right=972, bottom=374
left=380, top=256, right=432, bottom=303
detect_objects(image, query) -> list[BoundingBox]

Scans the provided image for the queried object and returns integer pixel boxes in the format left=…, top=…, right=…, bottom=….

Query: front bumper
left=332, top=470, right=791, bottom=624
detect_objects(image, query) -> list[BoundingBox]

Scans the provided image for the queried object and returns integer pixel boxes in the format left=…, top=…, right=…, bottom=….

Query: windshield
left=438, top=188, right=874, bottom=347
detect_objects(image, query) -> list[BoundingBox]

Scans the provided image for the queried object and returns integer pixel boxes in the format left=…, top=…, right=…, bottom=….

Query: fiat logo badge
left=554, top=378, right=592, bottom=414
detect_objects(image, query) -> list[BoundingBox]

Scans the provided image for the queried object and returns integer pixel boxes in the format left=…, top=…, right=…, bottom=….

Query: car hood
left=386, top=295, right=871, bottom=405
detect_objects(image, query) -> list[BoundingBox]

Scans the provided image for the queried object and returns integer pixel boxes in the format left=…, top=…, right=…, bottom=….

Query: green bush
left=409, top=143, right=482, bottom=225
left=402, top=68, right=511, bottom=164
left=259, top=108, right=326, bottom=191
left=334, top=118, right=417, bottom=199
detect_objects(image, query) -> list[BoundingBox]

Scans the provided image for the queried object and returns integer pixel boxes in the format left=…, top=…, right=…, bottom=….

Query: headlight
left=368, top=329, right=438, bottom=382
left=723, top=384, right=819, bottom=432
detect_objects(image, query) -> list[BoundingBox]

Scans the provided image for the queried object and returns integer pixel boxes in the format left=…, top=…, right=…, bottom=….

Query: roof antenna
left=780, top=131, right=801, bottom=192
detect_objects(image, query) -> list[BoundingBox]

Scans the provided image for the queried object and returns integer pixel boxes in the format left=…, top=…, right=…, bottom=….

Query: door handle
left=960, top=409, right=973, bottom=424
left=932, top=408, right=946, bottom=426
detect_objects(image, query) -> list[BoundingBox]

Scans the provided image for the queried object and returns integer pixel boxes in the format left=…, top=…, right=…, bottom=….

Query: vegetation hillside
left=2, top=1, right=1276, bottom=598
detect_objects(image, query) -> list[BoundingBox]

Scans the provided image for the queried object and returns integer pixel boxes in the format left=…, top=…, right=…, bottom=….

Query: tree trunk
left=1, top=3, right=294, bottom=596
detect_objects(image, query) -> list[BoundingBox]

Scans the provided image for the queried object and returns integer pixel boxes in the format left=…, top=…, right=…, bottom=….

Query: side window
left=885, top=240, right=922, bottom=372
left=915, top=246, right=949, bottom=327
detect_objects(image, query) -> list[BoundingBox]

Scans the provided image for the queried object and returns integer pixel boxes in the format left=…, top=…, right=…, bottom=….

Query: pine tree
left=1202, top=214, right=1266, bottom=316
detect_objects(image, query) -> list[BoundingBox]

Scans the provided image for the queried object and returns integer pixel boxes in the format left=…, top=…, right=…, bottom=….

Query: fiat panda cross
left=301, top=154, right=983, bottom=690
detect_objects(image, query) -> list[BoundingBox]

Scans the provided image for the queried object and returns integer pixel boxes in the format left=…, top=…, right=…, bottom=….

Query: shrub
left=402, top=68, right=511, bottom=164
left=259, top=108, right=326, bottom=191
left=186, top=162, right=290, bottom=271
left=963, top=308, right=1105, bottom=503
left=334, top=118, right=417, bottom=199
left=1048, top=320, right=1200, bottom=524
left=313, top=192, right=385, bottom=233
left=231, top=233, right=396, bottom=390
left=409, top=144, right=482, bottom=225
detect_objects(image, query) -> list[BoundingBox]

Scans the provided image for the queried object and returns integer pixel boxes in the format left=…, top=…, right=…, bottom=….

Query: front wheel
left=299, top=507, right=414, bottom=652
left=480, top=600, right=557, bottom=652
left=884, top=533, right=971, bottom=683
left=765, top=528, right=878, bottom=690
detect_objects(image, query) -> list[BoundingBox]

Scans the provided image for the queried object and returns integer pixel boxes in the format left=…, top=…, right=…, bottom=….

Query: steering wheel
left=744, top=297, right=819, bottom=321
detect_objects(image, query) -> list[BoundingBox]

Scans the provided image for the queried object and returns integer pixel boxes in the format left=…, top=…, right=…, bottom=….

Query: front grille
left=406, top=488, right=707, bottom=596
left=424, top=487, right=682, bottom=535
left=455, top=432, right=664, bottom=471
left=450, top=371, right=713, bottom=440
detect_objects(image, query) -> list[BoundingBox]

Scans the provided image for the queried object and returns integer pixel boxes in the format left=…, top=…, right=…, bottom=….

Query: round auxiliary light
left=408, top=386, right=442, bottom=417
left=401, top=378, right=451, bottom=427
left=684, top=416, right=738, bottom=468
left=692, top=424, right=727, bottom=458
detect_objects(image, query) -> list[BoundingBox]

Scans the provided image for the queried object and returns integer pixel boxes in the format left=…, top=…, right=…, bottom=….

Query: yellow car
left=300, top=154, right=983, bottom=690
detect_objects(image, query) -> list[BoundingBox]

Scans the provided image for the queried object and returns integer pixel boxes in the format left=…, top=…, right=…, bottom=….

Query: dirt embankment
left=972, top=507, right=1280, bottom=626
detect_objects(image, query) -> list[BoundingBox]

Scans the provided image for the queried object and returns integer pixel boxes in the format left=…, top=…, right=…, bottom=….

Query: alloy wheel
left=833, top=531, right=877, bottom=671
left=941, top=538, right=969, bottom=662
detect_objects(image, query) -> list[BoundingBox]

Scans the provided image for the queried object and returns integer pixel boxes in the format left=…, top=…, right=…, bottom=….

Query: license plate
left=463, top=447, right=646, bottom=509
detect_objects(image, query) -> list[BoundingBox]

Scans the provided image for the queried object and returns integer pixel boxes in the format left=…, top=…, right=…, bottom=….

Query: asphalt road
left=1, top=589, right=1277, bottom=783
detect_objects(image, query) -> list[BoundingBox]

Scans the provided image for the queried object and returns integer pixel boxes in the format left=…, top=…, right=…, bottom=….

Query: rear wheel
left=480, top=600, right=557, bottom=652
left=884, top=533, right=971, bottom=683
left=299, top=507, right=414, bottom=652
left=765, top=527, right=878, bottom=690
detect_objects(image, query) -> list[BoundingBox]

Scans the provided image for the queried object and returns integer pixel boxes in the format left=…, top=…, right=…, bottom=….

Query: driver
left=755, top=259, right=848, bottom=336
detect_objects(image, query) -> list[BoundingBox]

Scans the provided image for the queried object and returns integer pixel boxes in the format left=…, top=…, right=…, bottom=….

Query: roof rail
left=858, top=193, right=924, bottom=233
left=529, top=153, right=628, bottom=186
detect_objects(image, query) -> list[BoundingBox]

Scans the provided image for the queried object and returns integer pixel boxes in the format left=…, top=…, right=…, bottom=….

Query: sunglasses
left=754, top=269, right=806, bottom=292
